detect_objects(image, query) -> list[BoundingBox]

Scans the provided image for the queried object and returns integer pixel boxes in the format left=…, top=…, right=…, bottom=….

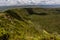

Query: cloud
left=44, top=0, right=60, bottom=5
left=0, top=0, right=60, bottom=6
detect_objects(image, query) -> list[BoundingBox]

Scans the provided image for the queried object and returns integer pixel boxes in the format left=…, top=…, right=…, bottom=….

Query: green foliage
left=0, top=8, right=60, bottom=40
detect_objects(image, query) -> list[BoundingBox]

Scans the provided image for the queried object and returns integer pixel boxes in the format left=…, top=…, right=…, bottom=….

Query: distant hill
left=1, top=5, right=60, bottom=11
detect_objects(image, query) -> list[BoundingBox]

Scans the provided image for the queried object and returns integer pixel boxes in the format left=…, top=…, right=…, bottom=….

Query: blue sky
left=0, top=0, right=60, bottom=6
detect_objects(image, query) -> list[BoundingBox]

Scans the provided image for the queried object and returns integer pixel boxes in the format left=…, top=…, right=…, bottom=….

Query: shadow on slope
left=0, top=33, right=9, bottom=40
left=5, top=10, right=23, bottom=21
left=25, top=8, right=48, bottom=15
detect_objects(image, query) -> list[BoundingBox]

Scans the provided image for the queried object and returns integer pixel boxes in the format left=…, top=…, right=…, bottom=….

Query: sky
left=0, top=0, right=60, bottom=6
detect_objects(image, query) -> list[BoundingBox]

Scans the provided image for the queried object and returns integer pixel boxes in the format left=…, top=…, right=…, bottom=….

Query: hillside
left=0, top=8, right=60, bottom=40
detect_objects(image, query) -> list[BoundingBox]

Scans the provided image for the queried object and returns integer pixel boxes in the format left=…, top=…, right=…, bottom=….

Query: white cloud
left=44, top=0, right=60, bottom=5
left=0, top=0, right=60, bottom=6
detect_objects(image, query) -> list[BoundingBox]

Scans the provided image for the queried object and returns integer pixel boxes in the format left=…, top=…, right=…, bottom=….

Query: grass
left=0, top=8, right=60, bottom=40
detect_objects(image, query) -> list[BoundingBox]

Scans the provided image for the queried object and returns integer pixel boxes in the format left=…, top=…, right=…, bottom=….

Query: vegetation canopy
left=0, top=8, right=60, bottom=40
